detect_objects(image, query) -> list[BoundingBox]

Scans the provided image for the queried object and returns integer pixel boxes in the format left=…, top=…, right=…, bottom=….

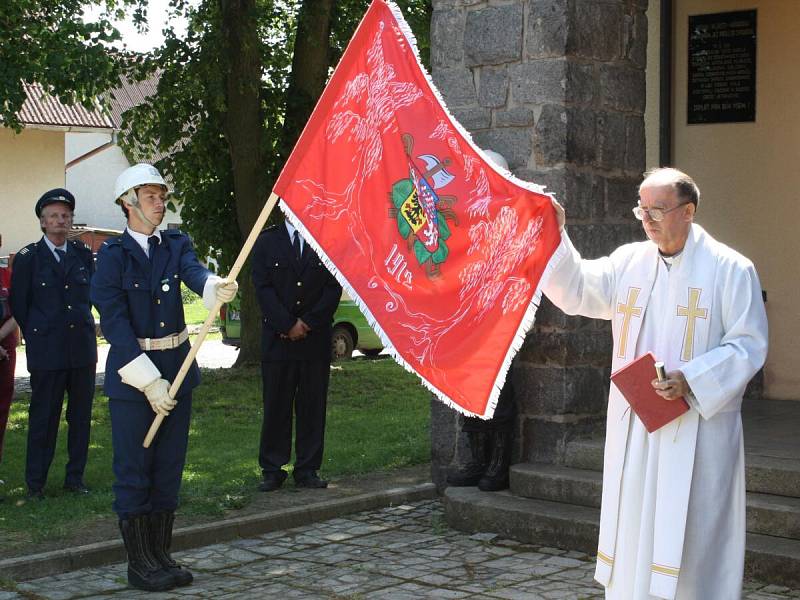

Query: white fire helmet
left=114, top=163, right=168, bottom=203
left=483, top=149, right=509, bottom=171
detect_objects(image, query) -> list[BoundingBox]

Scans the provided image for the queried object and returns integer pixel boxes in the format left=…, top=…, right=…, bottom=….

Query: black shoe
left=447, top=430, right=488, bottom=487
left=294, top=472, right=328, bottom=488
left=26, top=488, right=45, bottom=501
left=258, top=471, right=287, bottom=492
left=64, top=482, right=90, bottom=495
left=478, top=430, right=512, bottom=492
left=150, top=511, right=193, bottom=587
left=119, top=515, right=176, bottom=592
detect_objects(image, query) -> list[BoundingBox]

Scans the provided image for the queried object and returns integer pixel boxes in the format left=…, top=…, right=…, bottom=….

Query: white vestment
left=542, top=223, right=768, bottom=600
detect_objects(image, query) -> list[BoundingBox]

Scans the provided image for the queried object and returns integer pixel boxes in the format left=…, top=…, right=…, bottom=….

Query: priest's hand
left=551, top=197, right=565, bottom=231
left=652, top=370, right=690, bottom=401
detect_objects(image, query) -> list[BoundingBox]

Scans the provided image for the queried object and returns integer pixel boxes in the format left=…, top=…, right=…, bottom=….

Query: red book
left=610, top=352, right=689, bottom=433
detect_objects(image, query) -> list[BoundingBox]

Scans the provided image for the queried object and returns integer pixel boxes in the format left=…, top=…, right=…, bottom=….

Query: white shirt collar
left=42, top=236, right=68, bottom=261
left=285, top=221, right=304, bottom=251
left=126, top=227, right=162, bottom=257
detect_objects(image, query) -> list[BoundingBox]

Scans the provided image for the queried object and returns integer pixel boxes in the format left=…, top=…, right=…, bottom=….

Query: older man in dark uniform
left=91, top=163, right=237, bottom=592
left=10, top=189, right=96, bottom=500
left=252, top=220, right=341, bottom=492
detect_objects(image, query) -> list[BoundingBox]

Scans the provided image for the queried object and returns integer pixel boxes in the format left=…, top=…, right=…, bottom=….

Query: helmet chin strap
left=123, top=189, right=160, bottom=232
left=132, top=203, right=160, bottom=232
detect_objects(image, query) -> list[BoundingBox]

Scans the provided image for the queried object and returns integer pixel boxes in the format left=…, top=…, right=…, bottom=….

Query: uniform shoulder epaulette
left=260, top=224, right=279, bottom=236
left=102, top=236, right=123, bottom=248
left=17, top=242, right=37, bottom=256
left=70, top=240, right=92, bottom=252
left=163, top=229, right=185, bottom=238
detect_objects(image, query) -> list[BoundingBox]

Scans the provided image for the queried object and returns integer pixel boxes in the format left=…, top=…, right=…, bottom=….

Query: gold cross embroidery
left=677, top=287, right=708, bottom=362
left=616, top=287, right=642, bottom=359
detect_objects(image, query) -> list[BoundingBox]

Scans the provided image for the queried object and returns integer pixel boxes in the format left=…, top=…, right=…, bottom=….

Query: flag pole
left=143, top=191, right=281, bottom=448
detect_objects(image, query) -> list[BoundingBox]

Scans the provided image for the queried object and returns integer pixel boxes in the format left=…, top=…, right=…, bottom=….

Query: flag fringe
left=277, top=0, right=563, bottom=419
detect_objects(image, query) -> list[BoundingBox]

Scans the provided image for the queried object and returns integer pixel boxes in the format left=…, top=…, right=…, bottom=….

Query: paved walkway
left=6, top=500, right=800, bottom=600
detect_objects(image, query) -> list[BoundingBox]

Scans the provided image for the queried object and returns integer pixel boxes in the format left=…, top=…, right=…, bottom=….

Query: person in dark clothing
left=10, top=189, right=96, bottom=500
left=447, top=378, right=516, bottom=491
left=251, top=221, right=341, bottom=492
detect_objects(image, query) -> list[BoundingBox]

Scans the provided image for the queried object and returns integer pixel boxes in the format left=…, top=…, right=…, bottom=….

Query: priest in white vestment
left=542, top=168, right=768, bottom=600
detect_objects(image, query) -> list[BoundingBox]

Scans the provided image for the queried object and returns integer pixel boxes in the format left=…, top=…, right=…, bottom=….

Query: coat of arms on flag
left=273, top=0, right=561, bottom=418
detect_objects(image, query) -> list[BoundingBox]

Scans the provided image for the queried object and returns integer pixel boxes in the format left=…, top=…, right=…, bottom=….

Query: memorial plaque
left=688, top=10, right=756, bottom=124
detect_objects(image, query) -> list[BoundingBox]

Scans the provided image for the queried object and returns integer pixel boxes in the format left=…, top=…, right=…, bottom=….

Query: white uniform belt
left=137, top=328, right=189, bottom=351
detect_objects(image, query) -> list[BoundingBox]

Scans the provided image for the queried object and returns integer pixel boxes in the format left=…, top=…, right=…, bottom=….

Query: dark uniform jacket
left=252, top=225, right=341, bottom=361
left=90, top=229, right=211, bottom=402
left=10, top=238, right=97, bottom=371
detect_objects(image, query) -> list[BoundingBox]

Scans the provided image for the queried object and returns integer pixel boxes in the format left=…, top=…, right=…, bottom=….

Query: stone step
left=513, top=462, right=800, bottom=539
left=443, top=486, right=800, bottom=588
left=747, top=492, right=800, bottom=539
left=564, top=438, right=800, bottom=498
left=746, top=454, right=800, bottom=497
left=564, top=438, right=604, bottom=471
left=443, top=486, right=599, bottom=554
left=746, top=532, right=800, bottom=588
left=510, top=462, right=602, bottom=508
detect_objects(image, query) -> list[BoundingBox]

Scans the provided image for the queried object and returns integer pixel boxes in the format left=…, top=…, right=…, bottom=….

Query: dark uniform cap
left=36, top=188, right=76, bottom=218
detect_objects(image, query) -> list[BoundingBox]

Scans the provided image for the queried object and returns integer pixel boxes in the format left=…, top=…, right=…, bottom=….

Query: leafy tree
left=0, top=0, right=137, bottom=131
left=121, top=0, right=431, bottom=365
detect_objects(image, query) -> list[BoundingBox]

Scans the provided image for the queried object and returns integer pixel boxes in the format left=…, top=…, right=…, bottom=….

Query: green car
left=220, top=292, right=383, bottom=361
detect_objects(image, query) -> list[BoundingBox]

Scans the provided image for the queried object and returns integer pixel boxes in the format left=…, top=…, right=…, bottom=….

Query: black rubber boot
left=478, top=430, right=512, bottom=492
left=119, top=515, right=176, bottom=592
left=447, top=431, right=487, bottom=486
left=150, top=511, right=193, bottom=587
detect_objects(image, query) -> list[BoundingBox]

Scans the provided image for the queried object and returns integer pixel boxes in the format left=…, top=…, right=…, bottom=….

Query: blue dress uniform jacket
left=252, top=225, right=342, bottom=361
left=10, top=237, right=96, bottom=491
left=10, top=238, right=97, bottom=370
left=91, top=229, right=211, bottom=402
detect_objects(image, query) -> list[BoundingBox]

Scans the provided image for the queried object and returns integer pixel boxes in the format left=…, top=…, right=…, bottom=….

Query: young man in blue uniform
left=91, top=164, right=237, bottom=592
left=10, top=189, right=96, bottom=500
left=251, top=220, right=341, bottom=492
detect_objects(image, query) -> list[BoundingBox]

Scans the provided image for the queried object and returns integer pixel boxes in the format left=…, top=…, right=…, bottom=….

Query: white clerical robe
left=542, top=223, right=768, bottom=600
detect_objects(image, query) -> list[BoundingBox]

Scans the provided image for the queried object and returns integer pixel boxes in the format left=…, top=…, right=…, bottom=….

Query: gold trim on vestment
left=597, top=550, right=614, bottom=566
left=651, top=562, right=680, bottom=577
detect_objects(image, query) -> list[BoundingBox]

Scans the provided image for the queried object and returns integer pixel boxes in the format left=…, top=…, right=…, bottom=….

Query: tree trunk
left=220, top=0, right=266, bottom=366
left=278, top=0, right=337, bottom=161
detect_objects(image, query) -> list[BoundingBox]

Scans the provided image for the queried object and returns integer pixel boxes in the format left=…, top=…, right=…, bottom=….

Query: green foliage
left=119, top=0, right=432, bottom=274
left=0, top=0, right=132, bottom=131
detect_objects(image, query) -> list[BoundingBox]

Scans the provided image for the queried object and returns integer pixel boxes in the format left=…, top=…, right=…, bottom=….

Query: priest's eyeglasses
left=632, top=201, right=690, bottom=222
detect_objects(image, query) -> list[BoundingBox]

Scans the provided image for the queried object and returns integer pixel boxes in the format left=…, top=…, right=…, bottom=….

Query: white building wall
left=0, top=128, right=65, bottom=254
left=65, top=132, right=182, bottom=232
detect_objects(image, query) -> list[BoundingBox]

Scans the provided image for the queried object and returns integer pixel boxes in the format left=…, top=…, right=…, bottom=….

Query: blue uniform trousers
left=26, top=366, right=95, bottom=491
left=259, top=360, right=329, bottom=478
left=109, top=394, right=192, bottom=519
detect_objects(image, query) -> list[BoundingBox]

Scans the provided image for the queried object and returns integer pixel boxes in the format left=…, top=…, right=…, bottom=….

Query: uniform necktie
left=148, top=235, right=159, bottom=259
left=292, top=230, right=302, bottom=261
left=54, top=248, right=66, bottom=273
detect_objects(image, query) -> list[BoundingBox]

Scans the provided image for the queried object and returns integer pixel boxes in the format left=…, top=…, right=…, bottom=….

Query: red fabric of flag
left=274, top=0, right=561, bottom=418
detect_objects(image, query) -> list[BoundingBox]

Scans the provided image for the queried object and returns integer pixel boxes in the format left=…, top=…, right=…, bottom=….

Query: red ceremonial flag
left=273, top=0, right=561, bottom=418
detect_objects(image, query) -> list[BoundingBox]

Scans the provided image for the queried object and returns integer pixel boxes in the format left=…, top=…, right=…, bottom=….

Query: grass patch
left=0, top=359, right=430, bottom=547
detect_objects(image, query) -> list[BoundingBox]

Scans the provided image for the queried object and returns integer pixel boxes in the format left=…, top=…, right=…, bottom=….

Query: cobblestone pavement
left=6, top=500, right=800, bottom=600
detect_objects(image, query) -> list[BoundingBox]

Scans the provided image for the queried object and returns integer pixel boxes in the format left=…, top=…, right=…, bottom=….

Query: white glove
left=216, top=279, right=238, bottom=303
left=118, top=354, right=176, bottom=416
left=143, top=378, right=177, bottom=416
left=203, top=276, right=238, bottom=310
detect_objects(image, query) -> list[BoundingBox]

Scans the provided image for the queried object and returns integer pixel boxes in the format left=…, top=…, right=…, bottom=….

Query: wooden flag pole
left=143, top=191, right=281, bottom=448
